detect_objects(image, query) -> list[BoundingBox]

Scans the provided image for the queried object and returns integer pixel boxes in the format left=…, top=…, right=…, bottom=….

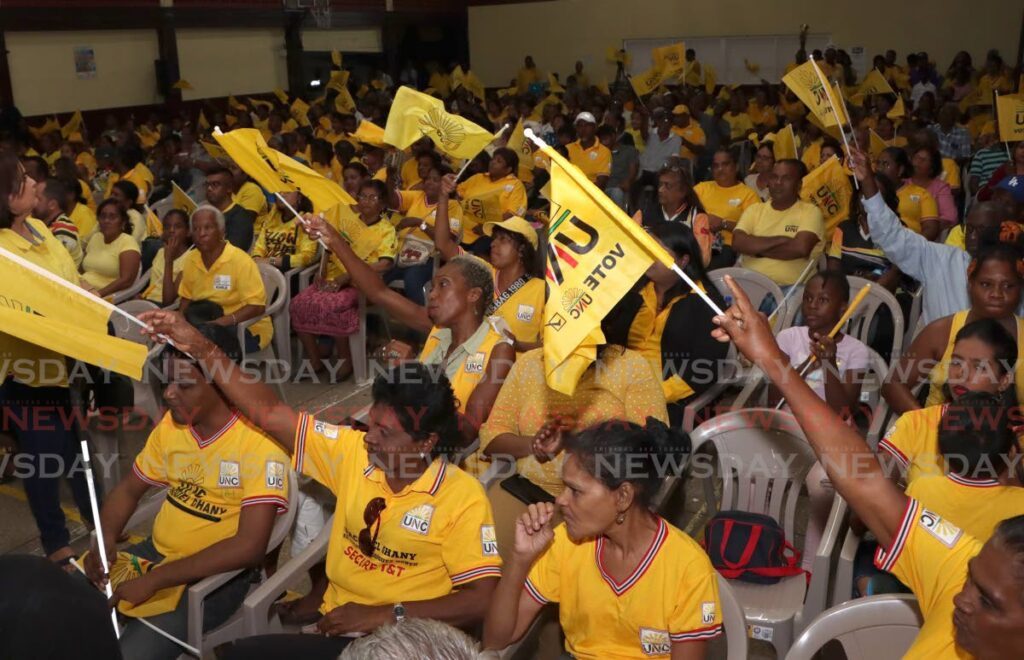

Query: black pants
left=223, top=634, right=352, bottom=659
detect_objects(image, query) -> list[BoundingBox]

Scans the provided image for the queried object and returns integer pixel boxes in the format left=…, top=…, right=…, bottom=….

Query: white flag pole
left=78, top=442, right=120, bottom=640
left=809, top=54, right=859, bottom=190
left=455, top=123, right=511, bottom=182
left=273, top=192, right=328, bottom=250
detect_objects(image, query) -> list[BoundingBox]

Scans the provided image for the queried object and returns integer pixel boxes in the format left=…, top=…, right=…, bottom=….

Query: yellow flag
left=703, top=63, right=717, bottom=94
left=653, top=42, right=686, bottom=78
left=783, top=60, right=848, bottom=127
left=61, top=110, right=83, bottom=139
left=201, top=140, right=229, bottom=161
left=996, top=94, right=1024, bottom=142
left=273, top=88, right=289, bottom=104
left=144, top=206, right=163, bottom=237
left=384, top=86, right=495, bottom=159
left=0, top=246, right=111, bottom=333
left=29, top=117, right=61, bottom=140
left=630, top=66, right=665, bottom=97
left=888, top=96, right=906, bottom=119
left=228, top=95, right=247, bottom=112
left=958, top=87, right=986, bottom=113
left=171, top=181, right=198, bottom=214
left=331, top=50, right=342, bottom=68
left=352, top=120, right=386, bottom=146
left=506, top=118, right=536, bottom=181
left=857, top=70, right=896, bottom=97
left=461, top=188, right=504, bottom=228
left=596, top=79, right=610, bottom=95
left=800, top=156, right=852, bottom=235
left=772, top=124, right=798, bottom=160
left=548, top=73, right=566, bottom=94
left=105, top=551, right=186, bottom=617
left=868, top=129, right=889, bottom=160
left=537, top=139, right=676, bottom=395
left=606, top=47, right=630, bottom=65
left=334, top=87, right=357, bottom=114
left=290, top=98, right=311, bottom=127
left=327, top=70, right=350, bottom=94
left=323, top=203, right=373, bottom=256
left=497, top=86, right=518, bottom=98
left=249, top=98, right=273, bottom=110
left=172, top=79, right=193, bottom=90
left=213, top=128, right=355, bottom=212
left=198, top=109, right=210, bottom=131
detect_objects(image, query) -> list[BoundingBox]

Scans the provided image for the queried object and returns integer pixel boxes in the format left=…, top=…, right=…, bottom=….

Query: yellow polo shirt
left=457, top=173, right=528, bottom=244
left=526, top=519, right=722, bottom=659
left=671, top=123, right=706, bottom=161
left=897, top=184, right=939, bottom=235
left=400, top=157, right=422, bottom=189
left=734, top=200, right=825, bottom=285
left=81, top=232, right=139, bottom=289
left=395, top=190, right=463, bottom=243
left=724, top=112, right=754, bottom=140
left=907, top=474, right=1024, bottom=542
left=292, top=413, right=502, bottom=614
left=694, top=181, right=759, bottom=245
left=878, top=405, right=946, bottom=484
left=566, top=140, right=612, bottom=183
left=178, top=243, right=273, bottom=349
left=133, top=412, right=290, bottom=561
left=323, top=212, right=398, bottom=280
left=234, top=181, right=268, bottom=216
left=873, top=498, right=979, bottom=659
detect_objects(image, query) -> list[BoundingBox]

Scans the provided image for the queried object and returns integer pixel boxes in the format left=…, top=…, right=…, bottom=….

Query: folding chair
left=785, top=595, right=922, bottom=660
left=239, top=262, right=290, bottom=398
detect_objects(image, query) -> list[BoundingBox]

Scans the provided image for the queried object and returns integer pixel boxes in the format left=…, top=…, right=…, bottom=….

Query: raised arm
left=433, top=174, right=462, bottom=261
left=880, top=317, right=950, bottom=414
left=711, top=276, right=907, bottom=548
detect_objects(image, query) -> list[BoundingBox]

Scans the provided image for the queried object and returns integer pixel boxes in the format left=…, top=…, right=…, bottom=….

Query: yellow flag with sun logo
left=106, top=551, right=186, bottom=617
left=783, top=60, right=848, bottom=127
left=384, top=86, right=495, bottom=159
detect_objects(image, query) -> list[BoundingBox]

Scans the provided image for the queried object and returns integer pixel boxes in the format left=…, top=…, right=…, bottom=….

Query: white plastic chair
left=239, top=262, right=290, bottom=393
left=681, top=409, right=847, bottom=657
left=785, top=595, right=922, bottom=660
left=710, top=267, right=785, bottom=316
left=122, top=473, right=298, bottom=658
left=111, top=267, right=152, bottom=305
left=845, top=276, right=905, bottom=362
left=716, top=573, right=749, bottom=660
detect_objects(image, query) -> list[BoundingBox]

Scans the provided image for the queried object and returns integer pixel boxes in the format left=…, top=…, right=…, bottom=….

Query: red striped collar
left=947, top=472, right=1001, bottom=487
left=595, top=518, right=667, bottom=597
left=189, top=413, right=239, bottom=448
left=362, top=459, right=447, bottom=497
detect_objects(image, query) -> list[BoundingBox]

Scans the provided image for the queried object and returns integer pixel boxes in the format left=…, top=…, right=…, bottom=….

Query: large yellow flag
left=61, top=111, right=83, bottom=139
left=783, top=60, right=848, bottom=127
left=653, top=42, right=686, bottom=78
left=772, top=124, right=798, bottom=160
left=996, top=94, right=1024, bottom=142
left=171, top=181, right=198, bottom=214
left=857, top=70, right=896, bottom=97
left=213, top=128, right=355, bottom=212
left=801, top=156, right=852, bottom=234
left=537, top=139, right=677, bottom=394
left=384, top=86, right=495, bottom=159
left=352, top=120, right=386, bottom=146
left=630, top=65, right=665, bottom=97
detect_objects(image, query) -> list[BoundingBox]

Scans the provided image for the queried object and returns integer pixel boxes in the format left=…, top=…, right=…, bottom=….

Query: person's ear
left=615, top=481, right=636, bottom=514
left=677, top=254, right=691, bottom=270
left=419, top=432, right=439, bottom=458
left=999, top=369, right=1013, bottom=393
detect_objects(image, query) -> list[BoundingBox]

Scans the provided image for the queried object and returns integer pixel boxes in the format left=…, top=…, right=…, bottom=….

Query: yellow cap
left=672, top=104, right=691, bottom=115
left=483, top=216, right=538, bottom=249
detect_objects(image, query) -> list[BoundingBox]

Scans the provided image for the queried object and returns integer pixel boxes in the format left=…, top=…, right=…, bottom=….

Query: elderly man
left=203, top=166, right=257, bottom=251
left=566, top=111, right=611, bottom=188
left=632, top=108, right=682, bottom=209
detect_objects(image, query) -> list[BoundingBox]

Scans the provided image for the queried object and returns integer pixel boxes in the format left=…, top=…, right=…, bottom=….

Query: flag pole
left=273, top=192, right=328, bottom=250
left=454, top=123, right=511, bottom=182
left=995, top=91, right=1012, bottom=160
left=809, top=54, right=859, bottom=191
left=768, top=257, right=817, bottom=325
left=79, top=441, right=120, bottom=640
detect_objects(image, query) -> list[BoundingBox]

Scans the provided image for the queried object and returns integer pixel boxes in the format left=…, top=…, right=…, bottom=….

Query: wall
left=6, top=30, right=161, bottom=117
left=302, top=27, right=383, bottom=53
left=468, top=0, right=1019, bottom=87
left=176, top=28, right=287, bottom=102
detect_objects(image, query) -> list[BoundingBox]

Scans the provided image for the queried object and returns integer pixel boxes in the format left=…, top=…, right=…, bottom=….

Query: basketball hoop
left=311, top=0, right=331, bottom=28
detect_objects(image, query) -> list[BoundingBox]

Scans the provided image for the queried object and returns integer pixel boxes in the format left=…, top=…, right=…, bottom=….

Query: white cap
left=575, top=111, right=597, bottom=124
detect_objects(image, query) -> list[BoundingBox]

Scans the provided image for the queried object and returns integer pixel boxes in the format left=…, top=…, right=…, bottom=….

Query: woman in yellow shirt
left=882, top=244, right=1024, bottom=414
left=251, top=191, right=318, bottom=274
left=81, top=199, right=141, bottom=298
left=142, top=209, right=192, bottom=307
left=876, top=146, right=940, bottom=240
left=290, top=181, right=398, bottom=380
left=694, top=148, right=759, bottom=268
left=483, top=420, right=722, bottom=659
left=341, top=161, right=369, bottom=200
left=455, top=148, right=528, bottom=252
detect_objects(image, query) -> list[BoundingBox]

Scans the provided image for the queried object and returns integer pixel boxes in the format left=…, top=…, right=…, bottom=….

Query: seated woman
left=80, top=198, right=142, bottom=299
left=251, top=191, right=317, bottom=274
left=694, top=147, right=760, bottom=268
left=299, top=212, right=515, bottom=469
left=455, top=147, right=528, bottom=255
left=483, top=419, right=722, bottom=660
left=875, top=146, right=941, bottom=240
left=744, top=141, right=775, bottom=201
left=434, top=174, right=544, bottom=352
left=178, top=205, right=272, bottom=354
left=131, top=312, right=502, bottom=660
left=108, top=179, right=148, bottom=246
left=141, top=209, right=191, bottom=307
left=882, top=243, right=1024, bottom=414
left=290, top=180, right=398, bottom=380
left=908, top=144, right=957, bottom=227
left=633, top=164, right=713, bottom=267
left=383, top=161, right=463, bottom=306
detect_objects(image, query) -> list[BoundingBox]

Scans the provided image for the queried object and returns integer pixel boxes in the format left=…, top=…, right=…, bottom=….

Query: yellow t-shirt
left=323, top=212, right=398, bottom=280
left=292, top=413, right=502, bottom=614
left=178, top=243, right=273, bottom=349
left=907, top=474, right=1024, bottom=542
left=941, top=159, right=962, bottom=191
left=142, top=247, right=188, bottom=304
left=897, top=184, right=939, bottom=235
left=734, top=200, right=825, bottom=286
left=133, top=412, right=290, bottom=561
left=81, top=232, right=140, bottom=289
left=0, top=218, right=82, bottom=387
left=68, top=203, right=97, bottom=241
left=873, top=498, right=979, bottom=659
left=723, top=112, right=754, bottom=140
left=565, top=140, right=612, bottom=183
left=234, top=181, right=268, bottom=216
left=694, top=181, right=759, bottom=245
left=944, top=224, right=966, bottom=249
left=925, top=311, right=1024, bottom=407
left=396, top=190, right=463, bottom=243
left=878, top=405, right=946, bottom=484
left=627, top=282, right=706, bottom=404
left=481, top=262, right=544, bottom=346
left=671, top=124, right=706, bottom=161
left=479, top=347, right=668, bottom=495
left=400, top=157, right=422, bottom=189
left=526, top=519, right=723, bottom=659
left=457, top=173, right=528, bottom=244
left=251, top=207, right=318, bottom=269
left=78, top=179, right=96, bottom=212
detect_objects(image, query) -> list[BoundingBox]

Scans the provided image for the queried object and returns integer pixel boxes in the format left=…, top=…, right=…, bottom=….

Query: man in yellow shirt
left=733, top=159, right=825, bottom=290
left=565, top=112, right=611, bottom=188
left=83, top=329, right=289, bottom=660
left=516, top=55, right=542, bottom=94
left=683, top=48, right=703, bottom=87
left=670, top=105, right=706, bottom=163
left=103, top=146, right=153, bottom=204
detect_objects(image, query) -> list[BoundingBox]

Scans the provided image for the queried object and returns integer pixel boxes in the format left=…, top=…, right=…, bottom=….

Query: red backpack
left=703, top=511, right=805, bottom=584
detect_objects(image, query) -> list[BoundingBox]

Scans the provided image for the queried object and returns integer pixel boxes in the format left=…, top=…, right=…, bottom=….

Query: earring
left=615, top=512, right=626, bottom=524
left=420, top=452, right=428, bottom=460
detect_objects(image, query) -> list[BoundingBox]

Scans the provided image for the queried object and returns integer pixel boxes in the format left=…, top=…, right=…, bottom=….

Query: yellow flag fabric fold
left=783, top=60, right=848, bottom=127
left=800, top=156, right=852, bottom=234
left=172, top=79, right=194, bottom=90
left=326, top=70, right=350, bottom=94
left=630, top=66, right=665, bottom=97
left=536, top=138, right=675, bottom=394
left=384, top=86, right=495, bottom=159
left=0, top=246, right=111, bottom=332
left=548, top=73, right=565, bottom=94
left=703, top=64, right=717, bottom=94
left=653, top=43, right=686, bottom=78
left=273, top=88, right=289, bottom=104
left=857, top=70, right=896, bottom=97
left=213, top=128, right=355, bottom=212
left=29, top=117, right=61, bottom=140
left=172, top=182, right=198, bottom=214
left=772, top=124, right=798, bottom=160
left=352, top=120, right=386, bottom=146
left=198, top=109, right=211, bottom=131
left=334, top=87, right=357, bottom=114
left=61, top=111, right=83, bottom=139
left=868, top=130, right=889, bottom=160
left=996, top=94, right=1024, bottom=142
left=290, top=98, right=311, bottom=127
left=331, top=50, right=342, bottom=68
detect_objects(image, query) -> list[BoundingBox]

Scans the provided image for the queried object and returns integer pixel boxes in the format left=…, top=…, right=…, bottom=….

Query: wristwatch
left=419, top=221, right=428, bottom=232
left=393, top=602, right=406, bottom=623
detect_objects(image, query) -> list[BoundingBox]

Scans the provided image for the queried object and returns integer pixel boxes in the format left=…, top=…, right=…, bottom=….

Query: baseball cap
left=996, top=176, right=1024, bottom=204
left=483, top=216, right=538, bottom=249
left=575, top=112, right=597, bottom=125
left=672, top=104, right=691, bottom=115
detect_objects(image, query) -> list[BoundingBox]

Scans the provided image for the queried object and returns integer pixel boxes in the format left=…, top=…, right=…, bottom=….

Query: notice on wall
left=73, top=46, right=96, bottom=79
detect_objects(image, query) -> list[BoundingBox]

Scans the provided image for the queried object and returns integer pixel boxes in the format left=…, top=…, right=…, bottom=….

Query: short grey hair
left=338, top=619, right=483, bottom=660
left=189, top=204, right=225, bottom=234
left=448, top=255, right=494, bottom=316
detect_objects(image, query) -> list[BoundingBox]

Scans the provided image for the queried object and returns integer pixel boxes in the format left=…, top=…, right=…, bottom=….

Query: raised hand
left=512, top=502, right=556, bottom=561
left=531, top=415, right=574, bottom=464
left=138, top=309, right=210, bottom=355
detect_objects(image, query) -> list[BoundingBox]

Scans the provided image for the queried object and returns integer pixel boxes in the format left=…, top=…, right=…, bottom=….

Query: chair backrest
left=710, top=267, right=785, bottom=321
left=716, top=574, right=749, bottom=660
left=112, top=299, right=160, bottom=345
left=691, top=409, right=817, bottom=541
left=859, top=348, right=891, bottom=413
left=785, top=595, right=922, bottom=660
left=256, top=261, right=288, bottom=313
left=845, top=276, right=905, bottom=360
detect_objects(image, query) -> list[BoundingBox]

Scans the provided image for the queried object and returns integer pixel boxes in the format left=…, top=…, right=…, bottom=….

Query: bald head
left=964, top=201, right=1005, bottom=256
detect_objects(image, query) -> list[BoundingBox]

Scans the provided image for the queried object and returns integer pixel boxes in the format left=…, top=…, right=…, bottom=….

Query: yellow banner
left=384, top=86, right=495, bottom=159
left=857, top=70, right=896, bottom=97
left=996, top=93, right=1024, bottom=142
left=538, top=140, right=674, bottom=394
left=61, top=110, right=83, bottom=139
left=352, top=120, right=386, bottom=146
left=783, top=60, right=848, bottom=127
left=213, top=128, right=355, bottom=212
left=800, top=156, right=852, bottom=234
left=171, top=182, right=198, bottom=214
left=630, top=65, right=665, bottom=97
left=0, top=246, right=111, bottom=333
left=653, top=42, right=686, bottom=78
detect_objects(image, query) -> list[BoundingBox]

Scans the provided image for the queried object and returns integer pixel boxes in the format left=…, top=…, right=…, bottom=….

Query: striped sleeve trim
left=450, top=565, right=502, bottom=586
left=877, top=438, right=909, bottom=469
left=671, top=624, right=724, bottom=642
left=293, top=412, right=310, bottom=475
left=132, top=463, right=168, bottom=488
left=241, top=495, right=289, bottom=514
left=523, top=578, right=549, bottom=604
left=874, top=498, right=920, bottom=573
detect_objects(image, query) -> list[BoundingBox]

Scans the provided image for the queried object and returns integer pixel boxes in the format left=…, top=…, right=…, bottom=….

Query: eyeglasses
left=358, top=497, right=387, bottom=557
left=358, top=193, right=381, bottom=202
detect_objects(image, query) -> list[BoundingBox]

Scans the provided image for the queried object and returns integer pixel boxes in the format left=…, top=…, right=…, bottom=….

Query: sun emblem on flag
left=418, top=108, right=465, bottom=152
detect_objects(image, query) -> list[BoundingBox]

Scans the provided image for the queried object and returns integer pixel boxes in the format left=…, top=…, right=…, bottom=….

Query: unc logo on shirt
left=464, top=351, right=486, bottom=374
left=638, top=628, right=671, bottom=656
left=481, top=525, right=498, bottom=556
left=213, top=274, right=232, bottom=291
left=727, top=198, right=741, bottom=207
left=265, top=461, right=285, bottom=490
left=909, top=194, right=921, bottom=203
left=516, top=304, right=535, bottom=322
left=701, top=601, right=716, bottom=624
left=919, top=509, right=963, bottom=548
left=218, top=461, right=240, bottom=488
left=503, top=184, right=514, bottom=192
left=401, top=504, right=435, bottom=535
left=588, top=151, right=598, bottom=160
left=313, top=420, right=339, bottom=440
